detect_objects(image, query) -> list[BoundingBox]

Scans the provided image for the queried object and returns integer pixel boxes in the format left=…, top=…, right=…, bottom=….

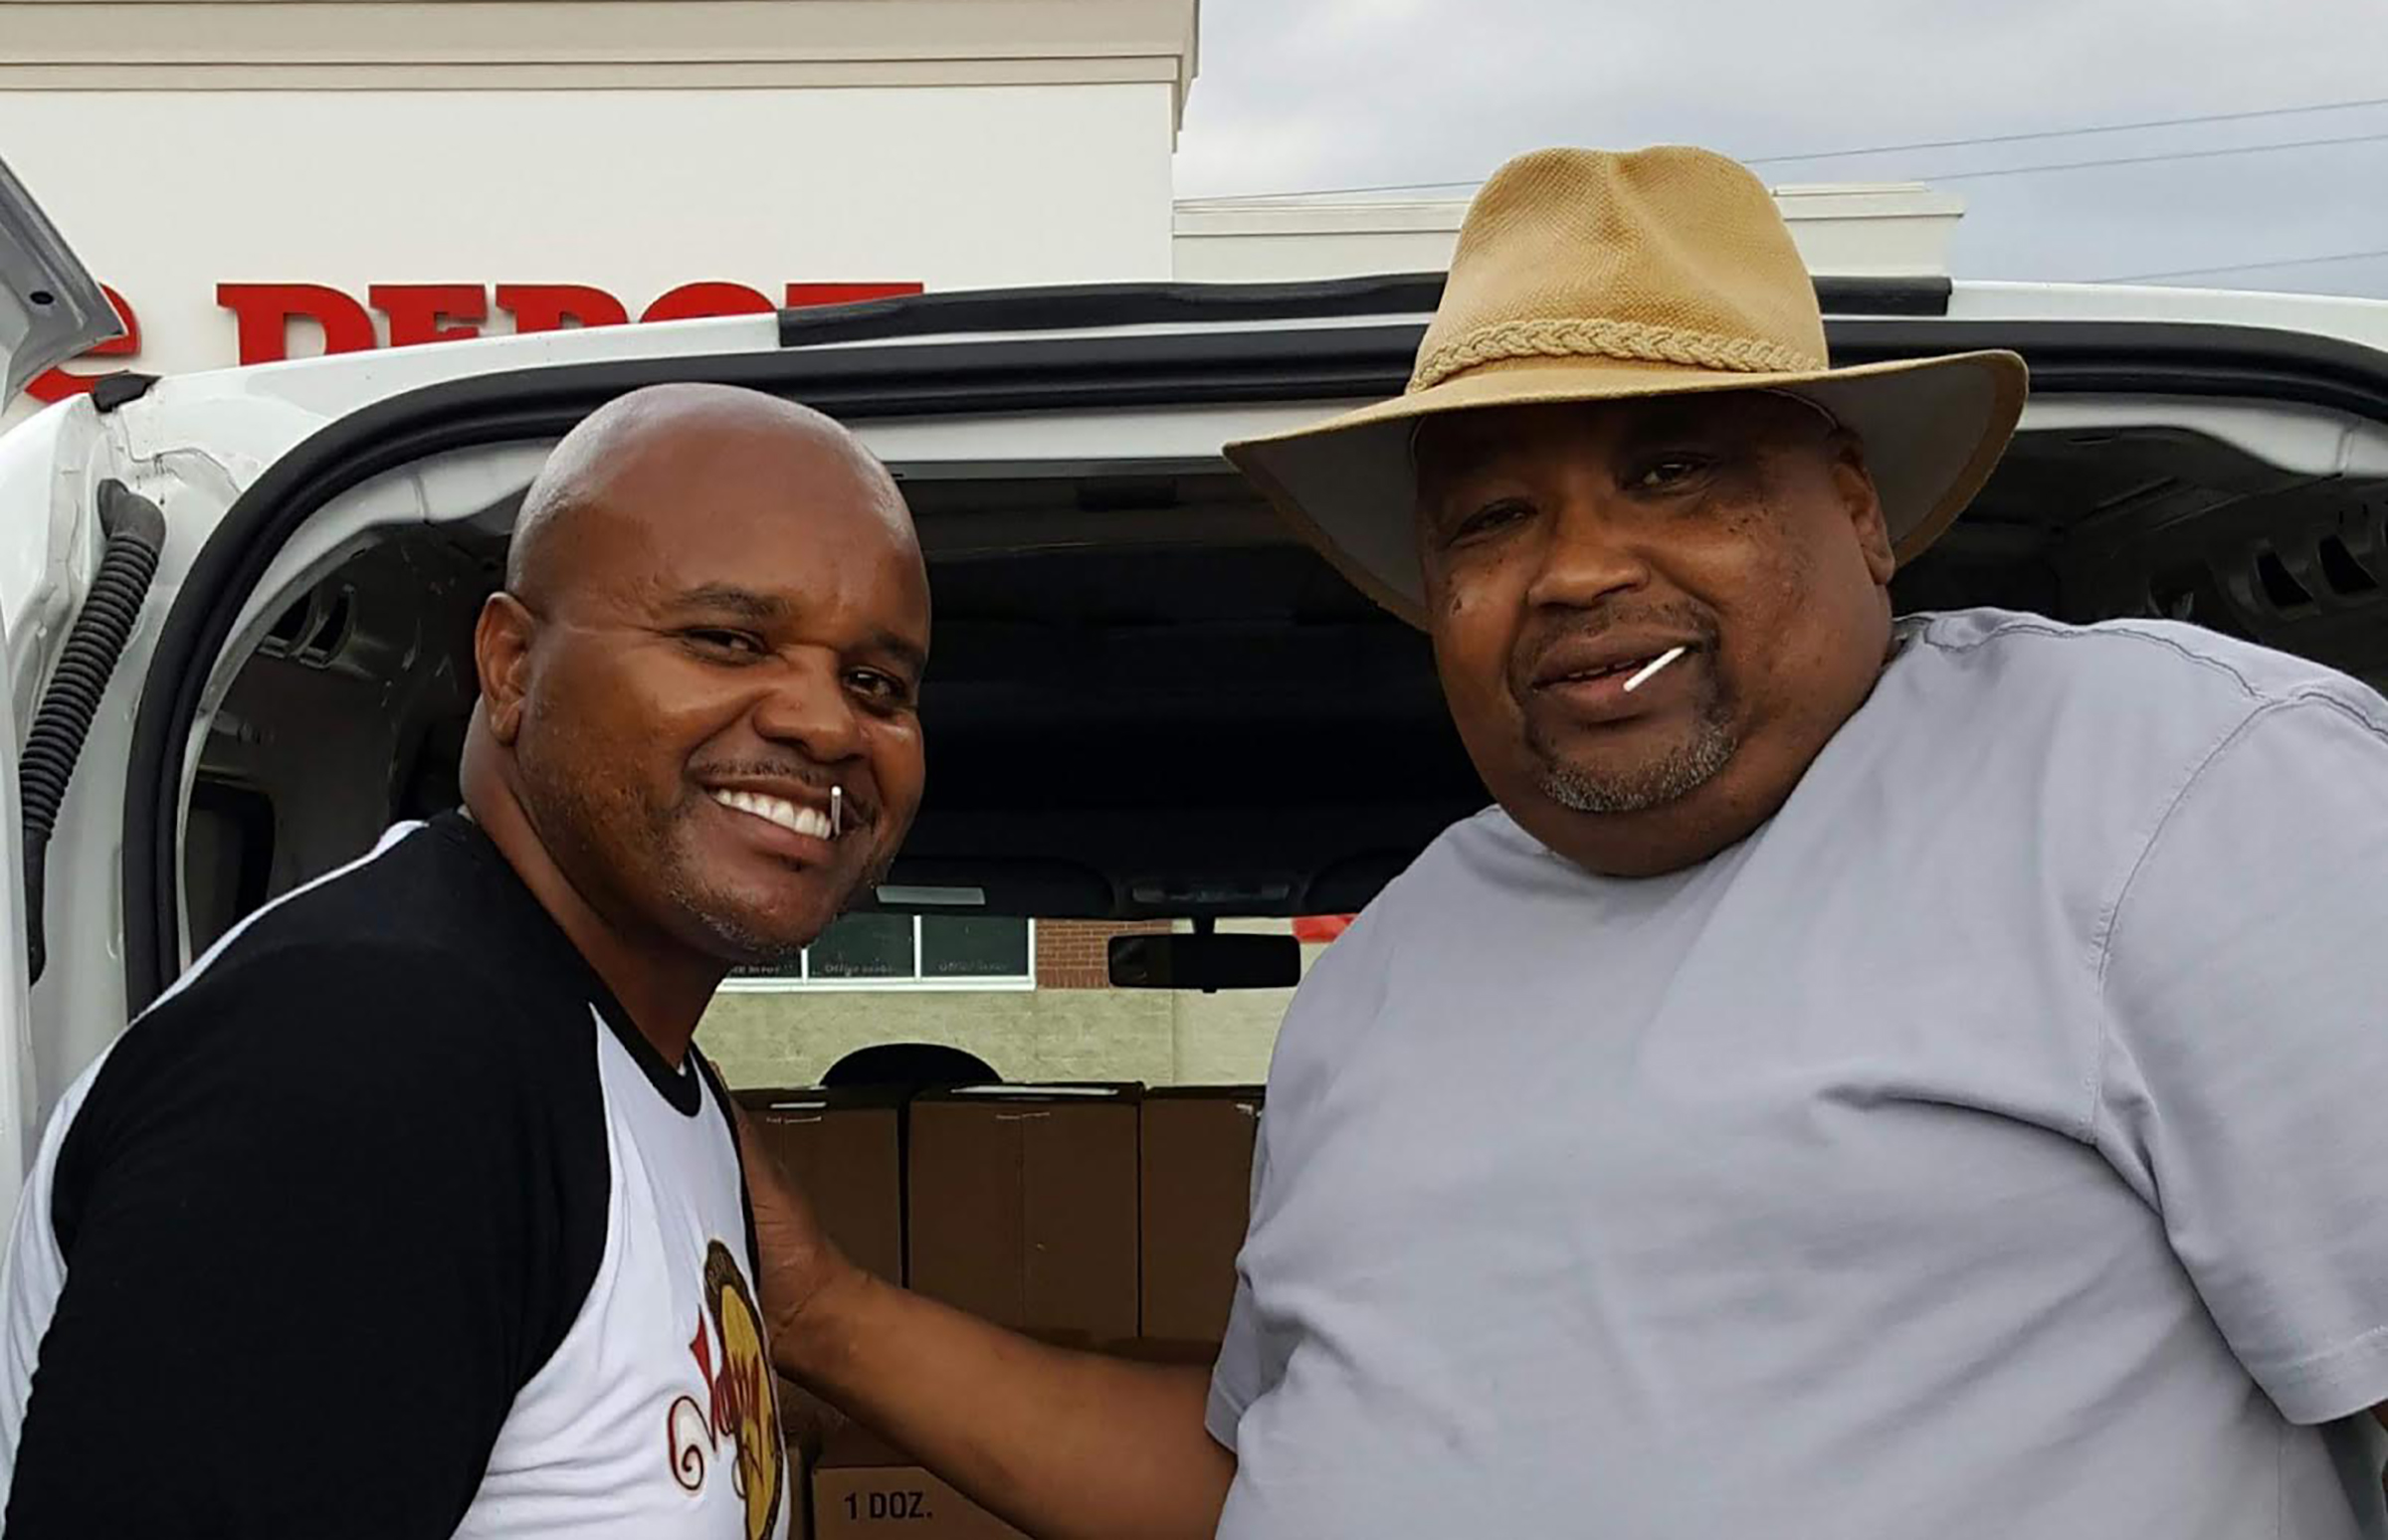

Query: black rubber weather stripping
left=1815, top=277, right=1953, bottom=317
left=1832, top=319, right=2388, bottom=422
left=120, top=313, right=2388, bottom=1009
left=773, top=273, right=1951, bottom=349
left=777, top=274, right=1450, bottom=348
left=26, top=481, right=166, bottom=984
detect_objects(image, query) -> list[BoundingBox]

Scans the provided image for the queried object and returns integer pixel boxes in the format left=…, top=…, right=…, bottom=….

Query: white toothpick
left=831, top=786, right=844, bottom=838
left=1622, top=646, right=1688, bottom=693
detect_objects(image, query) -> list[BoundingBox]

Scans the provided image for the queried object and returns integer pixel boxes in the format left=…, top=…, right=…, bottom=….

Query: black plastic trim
left=773, top=273, right=1951, bottom=350
left=121, top=313, right=2388, bottom=1009
left=1829, top=318, right=2388, bottom=421
left=1816, top=277, right=1953, bottom=317
left=90, top=372, right=159, bottom=414
left=777, top=274, right=1448, bottom=348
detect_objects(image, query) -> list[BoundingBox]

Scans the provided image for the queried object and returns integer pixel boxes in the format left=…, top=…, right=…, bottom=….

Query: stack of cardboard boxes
left=737, top=1081, right=1264, bottom=1539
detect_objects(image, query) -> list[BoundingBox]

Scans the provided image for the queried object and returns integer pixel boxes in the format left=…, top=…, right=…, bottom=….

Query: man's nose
left=1522, top=492, right=1654, bottom=611
left=749, top=655, right=866, bottom=763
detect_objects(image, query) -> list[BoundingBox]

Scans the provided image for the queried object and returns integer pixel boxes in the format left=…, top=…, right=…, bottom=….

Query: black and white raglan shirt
left=0, top=814, right=790, bottom=1539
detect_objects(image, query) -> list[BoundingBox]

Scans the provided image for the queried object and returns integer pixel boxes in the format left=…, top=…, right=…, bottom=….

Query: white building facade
left=3, top=0, right=1963, bottom=420
left=0, top=0, right=1197, bottom=415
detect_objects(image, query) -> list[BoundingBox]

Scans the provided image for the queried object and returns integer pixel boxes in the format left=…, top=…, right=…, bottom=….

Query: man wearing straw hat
left=745, top=147, right=2388, bottom=1538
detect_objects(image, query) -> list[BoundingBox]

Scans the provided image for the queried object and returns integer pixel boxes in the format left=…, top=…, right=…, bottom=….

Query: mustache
left=689, top=760, right=880, bottom=827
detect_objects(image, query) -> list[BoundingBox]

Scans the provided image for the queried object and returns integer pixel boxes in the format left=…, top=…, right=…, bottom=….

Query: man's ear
left=1829, top=430, right=1896, bottom=586
left=474, top=592, right=538, bottom=746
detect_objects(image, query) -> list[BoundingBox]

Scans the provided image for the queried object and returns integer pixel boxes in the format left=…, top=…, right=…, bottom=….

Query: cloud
left=1175, top=0, right=2388, bottom=294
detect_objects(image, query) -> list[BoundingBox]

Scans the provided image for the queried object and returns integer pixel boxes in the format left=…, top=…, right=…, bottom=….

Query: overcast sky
left=1172, top=0, right=2388, bottom=296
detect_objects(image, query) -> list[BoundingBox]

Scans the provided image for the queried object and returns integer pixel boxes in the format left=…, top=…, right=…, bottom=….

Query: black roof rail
left=775, top=272, right=1951, bottom=349
left=1817, top=276, right=1953, bottom=317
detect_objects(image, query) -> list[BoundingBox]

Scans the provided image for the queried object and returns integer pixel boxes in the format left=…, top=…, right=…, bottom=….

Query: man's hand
left=730, top=1100, right=861, bottom=1352
left=728, top=1103, right=861, bottom=1458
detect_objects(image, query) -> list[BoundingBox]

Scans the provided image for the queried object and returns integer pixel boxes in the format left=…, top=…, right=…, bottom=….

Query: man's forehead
left=620, top=507, right=921, bottom=601
left=612, top=497, right=928, bottom=630
left=565, top=411, right=903, bottom=552
left=534, top=452, right=921, bottom=638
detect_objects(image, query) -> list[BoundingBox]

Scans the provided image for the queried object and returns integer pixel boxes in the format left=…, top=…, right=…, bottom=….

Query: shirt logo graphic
left=667, top=1240, right=785, bottom=1540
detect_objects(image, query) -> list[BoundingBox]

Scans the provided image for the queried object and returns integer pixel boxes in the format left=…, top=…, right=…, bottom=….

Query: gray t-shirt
left=1208, top=608, right=2388, bottom=1539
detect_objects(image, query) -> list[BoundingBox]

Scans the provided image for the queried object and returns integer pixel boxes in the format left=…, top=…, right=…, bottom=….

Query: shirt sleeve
left=3, top=944, right=600, bottom=1537
left=2094, top=690, right=2388, bottom=1425
left=1206, top=1106, right=1273, bottom=1451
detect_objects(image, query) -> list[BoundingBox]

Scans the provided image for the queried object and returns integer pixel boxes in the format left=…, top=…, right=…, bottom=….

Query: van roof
left=93, top=271, right=2388, bottom=425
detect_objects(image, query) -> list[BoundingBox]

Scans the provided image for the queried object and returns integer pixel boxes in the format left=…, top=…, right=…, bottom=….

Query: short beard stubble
left=1528, top=682, right=1739, bottom=815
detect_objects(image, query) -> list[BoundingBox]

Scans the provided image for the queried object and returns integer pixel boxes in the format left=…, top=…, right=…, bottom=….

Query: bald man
left=0, top=384, right=929, bottom=1540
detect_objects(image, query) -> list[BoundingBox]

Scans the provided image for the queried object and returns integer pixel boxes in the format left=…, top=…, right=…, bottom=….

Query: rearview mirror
left=1107, top=932, right=1300, bottom=992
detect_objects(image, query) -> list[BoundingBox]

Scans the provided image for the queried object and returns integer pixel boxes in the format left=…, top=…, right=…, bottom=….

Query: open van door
left=0, top=158, right=118, bottom=405
left=0, top=158, right=123, bottom=1204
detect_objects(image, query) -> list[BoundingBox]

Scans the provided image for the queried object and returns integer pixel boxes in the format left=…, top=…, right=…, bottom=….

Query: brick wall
left=1036, top=918, right=1171, bottom=990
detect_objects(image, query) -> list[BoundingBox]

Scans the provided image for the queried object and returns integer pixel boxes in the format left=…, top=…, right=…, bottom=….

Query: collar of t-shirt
left=430, top=811, right=704, bottom=1117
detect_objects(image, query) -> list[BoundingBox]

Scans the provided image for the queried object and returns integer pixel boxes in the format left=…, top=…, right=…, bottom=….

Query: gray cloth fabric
left=1208, top=608, right=2388, bottom=1539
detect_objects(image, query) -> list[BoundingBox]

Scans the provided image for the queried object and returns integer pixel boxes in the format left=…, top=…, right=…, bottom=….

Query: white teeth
left=708, top=789, right=834, bottom=840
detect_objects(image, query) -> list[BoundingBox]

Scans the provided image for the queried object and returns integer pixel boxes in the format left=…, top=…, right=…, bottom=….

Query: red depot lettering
left=495, top=284, right=631, bottom=334
left=25, top=285, right=140, bottom=404
left=370, top=285, right=488, bottom=348
left=1294, top=915, right=1354, bottom=944
left=783, top=283, right=924, bottom=309
left=639, top=283, right=776, bottom=324
left=217, top=284, right=376, bottom=365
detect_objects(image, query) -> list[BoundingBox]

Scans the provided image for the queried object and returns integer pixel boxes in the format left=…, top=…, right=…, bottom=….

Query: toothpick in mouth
left=1622, top=646, right=1689, bottom=693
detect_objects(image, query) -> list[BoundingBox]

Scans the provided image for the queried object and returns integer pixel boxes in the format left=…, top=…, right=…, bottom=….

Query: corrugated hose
left=21, top=480, right=167, bottom=984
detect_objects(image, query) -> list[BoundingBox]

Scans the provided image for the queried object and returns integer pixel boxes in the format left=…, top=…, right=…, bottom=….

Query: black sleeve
left=5, top=943, right=605, bottom=1538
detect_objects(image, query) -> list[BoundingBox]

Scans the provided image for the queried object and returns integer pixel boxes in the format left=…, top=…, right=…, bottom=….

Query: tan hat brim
left=1223, top=348, right=2029, bottom=628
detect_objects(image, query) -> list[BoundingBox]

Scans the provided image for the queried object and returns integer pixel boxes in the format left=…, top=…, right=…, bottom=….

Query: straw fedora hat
left=1224, top=145, right=2028, bottom=627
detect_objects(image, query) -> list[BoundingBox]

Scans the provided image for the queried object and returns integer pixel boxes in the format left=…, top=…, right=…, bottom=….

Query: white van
left=4, top=156, right=2388, bottom=1226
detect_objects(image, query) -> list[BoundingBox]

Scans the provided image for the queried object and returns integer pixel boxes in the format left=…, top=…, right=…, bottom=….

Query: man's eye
left=685, top=629, right=764, bottom=658
left=1450, top=498, right=1533, bottom=542
left=848, top=671, right=914, bottom=708
left=1632, top=456, right=1707, bottom=491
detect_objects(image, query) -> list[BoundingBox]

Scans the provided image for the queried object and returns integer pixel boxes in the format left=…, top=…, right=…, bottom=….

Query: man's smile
left=707, top=787, right=834, bottom=843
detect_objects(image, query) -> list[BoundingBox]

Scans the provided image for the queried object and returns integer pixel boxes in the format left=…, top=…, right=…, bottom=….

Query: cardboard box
left=1139, top=1087, right=1263, bottom=1342
left=736, top=1087, right=905, bottom=1287
left=907, top=1085, right=1141, bottom=1343
left=812, top=1429, right=1025, bottom=1540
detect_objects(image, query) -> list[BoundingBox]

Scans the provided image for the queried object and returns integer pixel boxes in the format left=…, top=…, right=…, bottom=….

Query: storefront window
left=919, top=915, right=1033, bottom=979
left=727, top=914, right=1036, bottom=990
left=805, top=914, right=916, bottom=980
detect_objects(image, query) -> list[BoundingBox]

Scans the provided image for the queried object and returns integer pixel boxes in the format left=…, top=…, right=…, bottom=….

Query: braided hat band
left=1411, top=316, right=1826, bottom=393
